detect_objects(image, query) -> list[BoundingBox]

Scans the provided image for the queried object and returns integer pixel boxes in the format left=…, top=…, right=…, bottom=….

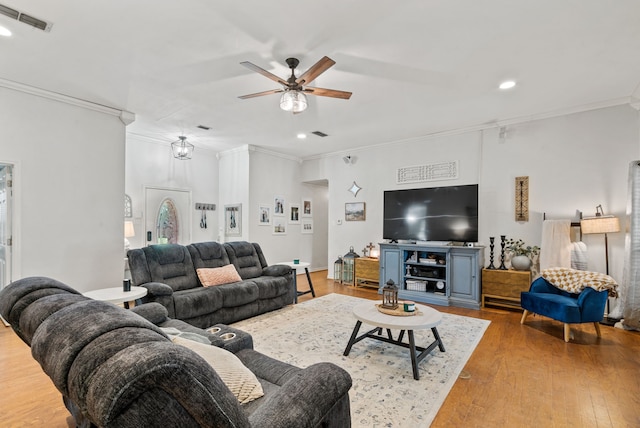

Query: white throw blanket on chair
left=540, top=219, right=572, bottom=270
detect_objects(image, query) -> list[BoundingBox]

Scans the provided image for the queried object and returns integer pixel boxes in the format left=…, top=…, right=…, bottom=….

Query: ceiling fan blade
left=238, top=89, right=283, bottom=99
left=303, top=87, right=352, bottom=100
left=295, top=56, right=336, bottom=86
left=240, top=61, right=288, bottom=86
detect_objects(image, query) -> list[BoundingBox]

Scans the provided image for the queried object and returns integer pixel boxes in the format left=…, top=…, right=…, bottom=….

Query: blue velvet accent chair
left=520, top=276, right=608, bottom=342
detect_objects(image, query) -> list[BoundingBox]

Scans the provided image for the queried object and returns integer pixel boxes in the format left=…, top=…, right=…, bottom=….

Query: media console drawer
left=482, top=269, right=531, bottom=309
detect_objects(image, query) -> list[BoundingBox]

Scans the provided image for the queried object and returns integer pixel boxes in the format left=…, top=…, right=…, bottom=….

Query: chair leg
left=593, top=322, right=602, bottom=337
left=564, top=324, right=571, bottom=342
left=520, top=310, right=529, bottom=324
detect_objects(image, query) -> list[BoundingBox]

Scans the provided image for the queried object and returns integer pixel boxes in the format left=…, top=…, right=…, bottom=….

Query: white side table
left=276, top=261, right=316, bottom=302
left=83, top=286, right=147, bottom=309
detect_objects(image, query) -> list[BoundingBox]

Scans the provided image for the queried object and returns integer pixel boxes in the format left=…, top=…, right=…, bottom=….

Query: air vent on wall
left=0, top=3, right=53, bottom=32
left=311, top=131, right=329, bottom=137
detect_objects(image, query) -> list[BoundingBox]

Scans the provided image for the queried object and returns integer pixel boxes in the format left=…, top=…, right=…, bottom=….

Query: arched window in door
left=157, top=198, right=180, bottom=244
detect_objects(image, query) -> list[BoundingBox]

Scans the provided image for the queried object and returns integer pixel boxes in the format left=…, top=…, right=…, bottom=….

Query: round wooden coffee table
left=343, top=300, right=445, bottom=380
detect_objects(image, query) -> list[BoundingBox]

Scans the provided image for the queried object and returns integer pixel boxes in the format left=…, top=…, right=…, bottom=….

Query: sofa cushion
left=197, top=265, right=242, bottom=287
left=225, top=242, right=264, bottom=279
left=172, top=336, right=264, bottom=404
left=252, top=276, right=291, bottom=300
left=173, top=287, right=225, bottom=320
left=188, top=242, right=230, bottom=269
left=129, top=245, right=199, bottom=292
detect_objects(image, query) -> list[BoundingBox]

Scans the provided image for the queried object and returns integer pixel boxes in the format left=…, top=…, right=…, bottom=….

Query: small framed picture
left=345, top=202, right=366, bottom=221
left=273, top=218, right=286, bottom=235
left=302, top=219, right=314, bottom=234
left=274, top=195, right=285, bottom=216
left=258, top=204, right=271, bottom=226
left=225, top=204, right=242, bottom=236
left=289, top=203, right=301, bottom=224
left=302, top=199, right=312, bottom=217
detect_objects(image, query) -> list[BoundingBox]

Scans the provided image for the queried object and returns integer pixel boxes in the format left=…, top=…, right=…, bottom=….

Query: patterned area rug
left=232, top=293, right=490, bottom=427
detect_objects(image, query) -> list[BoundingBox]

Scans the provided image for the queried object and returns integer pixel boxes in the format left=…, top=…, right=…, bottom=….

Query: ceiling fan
left=238, top=56, right=352, bottom=113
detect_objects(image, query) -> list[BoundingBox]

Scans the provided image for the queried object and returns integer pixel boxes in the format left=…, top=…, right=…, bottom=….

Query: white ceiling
left=2, top=1, right=640, bottom=158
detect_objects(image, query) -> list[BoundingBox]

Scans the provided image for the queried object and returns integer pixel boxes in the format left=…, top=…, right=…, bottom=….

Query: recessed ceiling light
left=499, top=80, right=516, bottom=90
left=0, top=25, right=12, bottom=37
left=297, top=133, right=307, bottom=139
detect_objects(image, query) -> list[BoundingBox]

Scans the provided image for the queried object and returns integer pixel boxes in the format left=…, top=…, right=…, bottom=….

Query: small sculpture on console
left=499, top=235, right=508, bottom=270
left=487, top=236, right=496, bottom=269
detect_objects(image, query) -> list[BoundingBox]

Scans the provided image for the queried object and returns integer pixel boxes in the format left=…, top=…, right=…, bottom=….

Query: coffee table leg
left=432, top=327, right=446, bottom=352
left=408, top=330, right=420, bottom=380
left=343, top=320, right=363, bottom=356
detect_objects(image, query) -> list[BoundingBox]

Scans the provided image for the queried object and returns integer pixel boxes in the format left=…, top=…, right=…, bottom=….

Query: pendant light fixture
left=280, top=89, right=308, bottom=113
left=171, top=136, right=194, bottom=160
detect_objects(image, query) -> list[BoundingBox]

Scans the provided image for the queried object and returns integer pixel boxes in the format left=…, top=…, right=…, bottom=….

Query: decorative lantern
left=333, top=256, right=343, bottom=283
left=382, top=279, right=399, bottom=309
left=341, top=246, right=360, bottom=285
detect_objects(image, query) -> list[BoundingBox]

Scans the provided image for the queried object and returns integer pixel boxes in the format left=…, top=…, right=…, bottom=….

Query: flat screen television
left=383, top=184, right=478, bottom=243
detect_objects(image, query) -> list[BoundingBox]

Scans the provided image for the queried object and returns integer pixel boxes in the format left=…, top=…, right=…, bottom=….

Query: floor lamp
left=580, top=205, right=620, bottom=325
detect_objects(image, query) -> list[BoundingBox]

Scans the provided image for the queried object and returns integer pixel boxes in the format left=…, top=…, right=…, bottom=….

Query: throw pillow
left=197, top=265, right=242, bottom=287
left=172, top=336, right=264, bottom=404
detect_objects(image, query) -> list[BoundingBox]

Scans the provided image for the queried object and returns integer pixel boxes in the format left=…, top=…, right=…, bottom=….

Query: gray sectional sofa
left=127, top=241, right=295, bottom=328
left=0, top=276, right=352, bottom=427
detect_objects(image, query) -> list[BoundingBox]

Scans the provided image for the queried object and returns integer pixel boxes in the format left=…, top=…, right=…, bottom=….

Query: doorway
left=0, top=164, right=12, bottom=291
left=144, top=187, right=192, bottom=245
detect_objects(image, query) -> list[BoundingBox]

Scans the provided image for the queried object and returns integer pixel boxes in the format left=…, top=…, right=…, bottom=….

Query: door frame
left=143, top=186, right=192, bottom=245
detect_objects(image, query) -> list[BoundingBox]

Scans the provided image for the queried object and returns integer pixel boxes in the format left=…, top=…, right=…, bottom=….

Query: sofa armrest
left=130, top=302, right=169, bottom=324
left=248, top=362, right=352, bottom=428
left=142, top=282, right=174, bottom=297
left=262, top=264, right=292, bottom=277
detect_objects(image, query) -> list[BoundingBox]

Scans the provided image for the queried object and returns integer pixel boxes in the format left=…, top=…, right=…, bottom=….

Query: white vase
left=511, top=255, right=532, bottom=271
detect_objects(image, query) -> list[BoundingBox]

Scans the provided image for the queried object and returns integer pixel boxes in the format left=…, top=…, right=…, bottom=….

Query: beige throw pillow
left=197, top=265, right=242, bottom=287
left=172, top=336, right=264, bottom=404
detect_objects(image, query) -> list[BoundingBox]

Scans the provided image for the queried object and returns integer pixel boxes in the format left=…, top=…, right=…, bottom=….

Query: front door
left=144, top=187, right=191, bottom=245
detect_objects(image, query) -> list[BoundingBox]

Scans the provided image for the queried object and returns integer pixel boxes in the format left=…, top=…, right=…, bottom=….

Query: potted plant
left=505, top=238, right=540, bottom=271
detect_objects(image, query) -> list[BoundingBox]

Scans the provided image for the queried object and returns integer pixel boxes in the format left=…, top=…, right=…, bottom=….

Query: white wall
left=218, top=146, right=250, bottom=242
left=125, top=136, right=220, bottom=249
left=302, top=104, right=639, bottom=281
left=0, top=87, right=126, bottom=292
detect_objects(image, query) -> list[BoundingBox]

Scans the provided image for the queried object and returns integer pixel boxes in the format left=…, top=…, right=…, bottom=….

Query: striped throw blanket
left=541, top=267, right=618, bottom=297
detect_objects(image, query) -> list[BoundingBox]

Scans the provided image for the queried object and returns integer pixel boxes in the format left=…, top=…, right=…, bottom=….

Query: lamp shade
left=124, top=221, right=135, bottom=238
left=580, top=216, right=620, bottom=234
left=280, top=90, right=307, bottom=113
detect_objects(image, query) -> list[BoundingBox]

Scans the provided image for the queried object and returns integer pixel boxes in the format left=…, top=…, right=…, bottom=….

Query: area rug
left=232, top=293, right=490, bottom=427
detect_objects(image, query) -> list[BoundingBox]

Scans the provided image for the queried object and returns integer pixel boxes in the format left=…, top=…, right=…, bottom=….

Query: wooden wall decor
left=515, top=176, right=529, bottom=222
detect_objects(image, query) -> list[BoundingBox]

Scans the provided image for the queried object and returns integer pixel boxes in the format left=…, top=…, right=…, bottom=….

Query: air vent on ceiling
left=197, top=125, right=211, bottom=130
left=0, top=3, right=53, bottom=32
left=311, top=131, right=329, bottom=137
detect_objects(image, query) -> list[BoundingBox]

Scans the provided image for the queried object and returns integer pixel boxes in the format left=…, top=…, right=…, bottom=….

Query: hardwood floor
left=2, top=270, right=639, bottom=427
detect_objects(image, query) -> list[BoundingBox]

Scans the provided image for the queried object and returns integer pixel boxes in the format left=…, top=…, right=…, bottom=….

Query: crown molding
left=303, top=96, right=634, bottom=162
left=0, top=78, right=134, bottom=119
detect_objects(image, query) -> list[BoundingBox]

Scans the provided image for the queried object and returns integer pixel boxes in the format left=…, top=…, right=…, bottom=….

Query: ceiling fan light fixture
left=171, top=136, right=194, bottom=160
left=280, top=90, right=307, bottom=113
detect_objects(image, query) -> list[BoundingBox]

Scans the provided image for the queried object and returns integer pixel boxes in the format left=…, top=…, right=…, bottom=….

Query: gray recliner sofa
left=0, top=277, right=352, bottom=428
left=127, top=241, right=295, bottom=328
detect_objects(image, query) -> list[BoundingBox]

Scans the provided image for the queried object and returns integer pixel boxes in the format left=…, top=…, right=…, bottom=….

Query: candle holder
left=487, top=237, right=496, bottom=269
left=499, top=235, right=507, bottom=270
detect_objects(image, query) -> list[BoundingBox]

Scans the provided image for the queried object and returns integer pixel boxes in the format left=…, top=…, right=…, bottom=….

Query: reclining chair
left=521, top=276, right=608, bottom=342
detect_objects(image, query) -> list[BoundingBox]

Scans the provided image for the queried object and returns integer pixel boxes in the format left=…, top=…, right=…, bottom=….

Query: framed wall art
left=289, top=203, right=301, bottom=224
left=258, top=204, right=271, bottom=226
left=274, top=195, right=285, bottom=216
left=302, top=198, right=312, bottom=217
left=273, top=218, right=286, bottom=235
left=302, top=219, right=314, bottom=234
left=224, top=204, right=242, bottom=236
left=345, top=202, right=366, bottom=221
